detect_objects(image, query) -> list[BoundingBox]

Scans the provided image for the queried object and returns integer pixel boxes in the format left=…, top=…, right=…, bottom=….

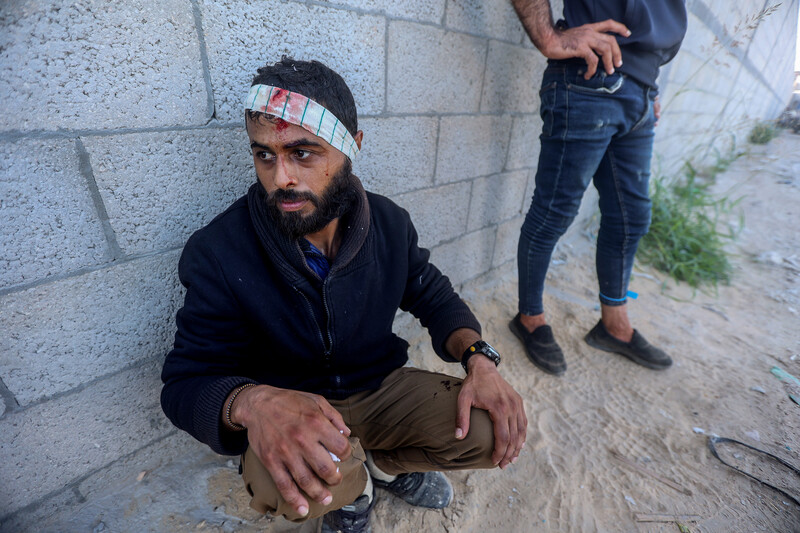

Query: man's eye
left=256, top=151, right=274, bottom=161
left=295, top=150, right=310, bottom=160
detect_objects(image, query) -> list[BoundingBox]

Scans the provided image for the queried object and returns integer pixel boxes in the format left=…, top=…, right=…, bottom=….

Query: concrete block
left=199, top=0, right=385, bottom=122
left=356, top=117, right=438, bottom=196
left=83, top=128, right=253, bottom=256
left=320, top=0, right=445, bottom=23
left=445, top=0, right=525, bottom=42
left=435, top=114, right=513, bottom=183
left=0, top=251, right=182, bottom=406
left=0, top=0, right=207, bottom=132
left=0, top=138, right=108, bottom=289
left=467, top=170, right=528, bottom=231
left=387, top=21, right=487, bottom=114
left=506, top=114, right=544, bottom=170
left=430, top=226, right=495, bottom=286
left=1, top=431, right=207, bottom=533
left=392, top=182, right=471, bottom=249
left=0, top=360, right=172, bottom=516
left=481, top=40, right=544, bottom=114
left=494, top=215, right=524, bottom=268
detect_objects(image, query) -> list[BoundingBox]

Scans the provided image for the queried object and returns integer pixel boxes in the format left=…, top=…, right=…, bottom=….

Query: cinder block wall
left=0, top=0, right=796, bottom=527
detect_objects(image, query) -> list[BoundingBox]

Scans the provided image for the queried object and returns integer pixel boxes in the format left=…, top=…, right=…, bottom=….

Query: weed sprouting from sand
left=748, top=121, right=779, bottom=144
left=638, top=163, right=744, bottom=292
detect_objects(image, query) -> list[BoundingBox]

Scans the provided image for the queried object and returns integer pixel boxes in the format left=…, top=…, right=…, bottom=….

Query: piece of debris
left=750, top=386, right=766, bottom=394
left=610, top=449, right=692, bottom=496
left=745, top=430, right=761, bottom=442
left=136, top=471, right=147, bottom=482
left=692, top=427, right=705, bottom=434
left=634, top=513, right=702, bottom=523
left=624, top=495, right=637, bottom=506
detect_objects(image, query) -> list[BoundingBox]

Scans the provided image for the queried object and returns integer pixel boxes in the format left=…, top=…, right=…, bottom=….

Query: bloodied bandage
left=244, top=84, right=360, bottom=160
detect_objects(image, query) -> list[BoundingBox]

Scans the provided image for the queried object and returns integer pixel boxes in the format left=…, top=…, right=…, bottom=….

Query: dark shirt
left=300, top=238, right=331, bottom=279
left=561, top=0, right=687, bottom=88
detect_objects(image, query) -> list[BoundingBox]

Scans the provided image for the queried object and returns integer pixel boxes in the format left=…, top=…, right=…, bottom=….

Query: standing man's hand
left=511, top=0, right=631, bottom=79
left=227, top=385, right=352, bottom=517
left=654, top=95, right=662, bottom=126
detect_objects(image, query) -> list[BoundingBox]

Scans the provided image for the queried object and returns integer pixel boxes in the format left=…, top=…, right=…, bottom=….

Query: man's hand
left=456, top=356, right=528, bottom=469
left=543, top=21, right=630, bottom=79
left=511, top=0, right=630, bottom=79
left=654, top=95, right=661, bottom=126
left=229, top=385, right=352, bottom=517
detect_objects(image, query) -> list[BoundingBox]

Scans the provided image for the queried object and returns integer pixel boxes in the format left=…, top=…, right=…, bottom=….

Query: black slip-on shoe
left=372, top=471, right=453, bottom=509
left=508, top=313, right=567, bottom=375
left=584, top=320, right=672, bottom=370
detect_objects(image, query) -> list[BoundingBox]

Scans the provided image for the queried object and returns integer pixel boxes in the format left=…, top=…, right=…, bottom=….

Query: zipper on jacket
left=292, top=286, right=330, bottom=364
left=321, top=277, right=334, bottom=359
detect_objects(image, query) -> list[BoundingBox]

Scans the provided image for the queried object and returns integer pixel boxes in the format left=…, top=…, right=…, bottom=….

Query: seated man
left=161, top=57, right=527, bottom=533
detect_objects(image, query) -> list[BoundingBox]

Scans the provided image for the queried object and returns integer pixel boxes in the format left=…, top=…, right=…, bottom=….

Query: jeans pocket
left=567, top=73, right=624, bottom=95
left=539, top=82, right=557, bottom=137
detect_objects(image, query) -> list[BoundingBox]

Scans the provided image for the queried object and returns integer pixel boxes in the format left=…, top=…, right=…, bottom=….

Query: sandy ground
left=32, top=132, right=800, bottom=533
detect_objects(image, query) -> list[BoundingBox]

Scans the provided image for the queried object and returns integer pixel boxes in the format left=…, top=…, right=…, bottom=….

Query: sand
left=34, top=133, right=800, bottom=533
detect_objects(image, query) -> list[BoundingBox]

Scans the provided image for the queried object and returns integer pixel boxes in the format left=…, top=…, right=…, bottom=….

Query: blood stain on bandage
left=274, top=118, right=290, bottom=132
left=271, top=88, right=287, bottom=102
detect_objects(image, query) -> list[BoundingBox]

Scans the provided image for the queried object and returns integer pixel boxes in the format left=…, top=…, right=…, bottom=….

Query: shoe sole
left=508, top=319, right=566, bottom=376
left=584, top=331, right=671, bottom=370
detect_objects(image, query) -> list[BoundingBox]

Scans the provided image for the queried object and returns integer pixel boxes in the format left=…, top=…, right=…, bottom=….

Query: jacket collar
left=247, top=176, right=371, bottom=282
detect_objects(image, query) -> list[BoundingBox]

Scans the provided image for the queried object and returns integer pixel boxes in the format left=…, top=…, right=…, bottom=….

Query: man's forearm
left=511, top=0, right=558, bottom=51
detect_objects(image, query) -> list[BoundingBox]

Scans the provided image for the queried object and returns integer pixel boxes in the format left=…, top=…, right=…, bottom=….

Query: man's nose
left=274, top=157, right=297, bottom=189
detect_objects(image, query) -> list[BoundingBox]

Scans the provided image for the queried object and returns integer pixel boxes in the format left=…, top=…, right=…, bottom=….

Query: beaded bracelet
left=223, top=383, right=257, bottom=431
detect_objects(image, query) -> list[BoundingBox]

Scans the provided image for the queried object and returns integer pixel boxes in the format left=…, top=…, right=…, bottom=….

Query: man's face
left=246, top=114, right=357, bottom=238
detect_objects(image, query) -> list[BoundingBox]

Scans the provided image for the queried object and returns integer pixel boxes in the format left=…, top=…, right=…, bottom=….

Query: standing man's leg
left=584, top=84, right=672, bottom=369
left=514, top=63, right=622, bottom=374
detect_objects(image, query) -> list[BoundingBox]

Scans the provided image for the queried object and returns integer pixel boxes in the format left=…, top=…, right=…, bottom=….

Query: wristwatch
left=461, top=340, right=501, bottom=373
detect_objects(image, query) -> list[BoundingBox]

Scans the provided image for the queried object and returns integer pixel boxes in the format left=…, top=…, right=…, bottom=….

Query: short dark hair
left=247, top=56, right=358, bottom=136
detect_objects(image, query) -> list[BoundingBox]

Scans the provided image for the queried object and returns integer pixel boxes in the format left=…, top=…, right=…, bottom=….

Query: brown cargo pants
left=241, top=367, right=496, bottom=521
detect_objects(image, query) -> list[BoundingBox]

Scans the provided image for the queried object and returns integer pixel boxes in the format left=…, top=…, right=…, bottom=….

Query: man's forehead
left=246, top=114, right=325, bottom=148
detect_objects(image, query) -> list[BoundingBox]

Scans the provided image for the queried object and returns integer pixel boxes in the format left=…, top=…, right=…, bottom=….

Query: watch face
left=476, top=341, right=501, bottom=364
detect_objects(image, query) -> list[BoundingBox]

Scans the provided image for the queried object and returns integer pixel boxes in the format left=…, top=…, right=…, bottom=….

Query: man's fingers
left=491, top=419, right=511, bottom=466
left=582, top=51, right=599, bottom=79
left=270, top=465, right=311, bottom=517
left=286, top=459, right=332, bottom=506
left=455, top=389, right=473, bottom=439
left=319, top=399, right=351, bottom=437
left=591, top=19, right=630, bottom=38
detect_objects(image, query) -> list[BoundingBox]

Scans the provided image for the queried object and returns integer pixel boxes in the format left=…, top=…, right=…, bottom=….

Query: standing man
left=161, top=57, right=526, bottom=533
left=509, top=0, right=687, bottom=375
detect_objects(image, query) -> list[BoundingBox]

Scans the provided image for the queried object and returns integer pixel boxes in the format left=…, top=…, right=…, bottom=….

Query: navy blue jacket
left=160, top=179, right=480, bottom=455
left=562, top=0, right=687, bottom=88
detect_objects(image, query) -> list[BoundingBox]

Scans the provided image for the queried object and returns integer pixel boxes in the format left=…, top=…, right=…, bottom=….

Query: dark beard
left=265, top=159, right=356, bottom=239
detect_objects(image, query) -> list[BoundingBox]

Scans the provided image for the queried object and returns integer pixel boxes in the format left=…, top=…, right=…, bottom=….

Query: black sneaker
left=508, top=313, right=567, bottom=375
left=372, top=472, right=453, bottom=509
left=584, top=320, right=672, bottom=369
left=321, top=487, right=375, bottom=533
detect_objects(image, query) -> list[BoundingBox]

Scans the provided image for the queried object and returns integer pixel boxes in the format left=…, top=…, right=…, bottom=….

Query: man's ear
left=354, top=130, right=363, bottom=150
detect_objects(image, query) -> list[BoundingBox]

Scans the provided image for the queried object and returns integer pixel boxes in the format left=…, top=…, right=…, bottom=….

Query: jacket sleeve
left=398, top=209, right=481, bottom=361
left=160, top=233, right=255, bottom=456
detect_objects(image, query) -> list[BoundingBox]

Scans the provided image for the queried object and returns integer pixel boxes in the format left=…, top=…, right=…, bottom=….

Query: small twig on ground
left=634, top=513, right=702, bottom=523
left=610, top=450, right=693, bottom=496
